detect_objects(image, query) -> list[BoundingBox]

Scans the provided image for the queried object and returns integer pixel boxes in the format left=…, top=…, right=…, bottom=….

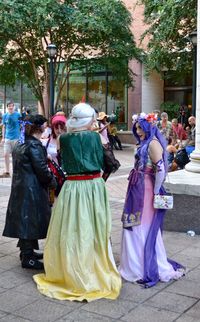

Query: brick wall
left=123, top=0, right=163, bottom=129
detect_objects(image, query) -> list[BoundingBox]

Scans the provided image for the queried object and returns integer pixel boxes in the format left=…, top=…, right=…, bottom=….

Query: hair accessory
left=132, top=112, right=157, bottom=124
left=19, top=120, right=32, bottom=144
left=146, top=113, right=157, bottom=123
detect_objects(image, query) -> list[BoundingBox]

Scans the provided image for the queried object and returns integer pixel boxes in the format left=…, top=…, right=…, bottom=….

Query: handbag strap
left=46, top=137, right=51, bottom=149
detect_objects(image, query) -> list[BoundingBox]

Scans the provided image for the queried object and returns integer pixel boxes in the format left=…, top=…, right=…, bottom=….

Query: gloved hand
left=154, top=159, right=165, bottom=194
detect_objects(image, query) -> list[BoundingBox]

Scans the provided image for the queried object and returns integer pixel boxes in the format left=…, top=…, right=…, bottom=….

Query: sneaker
left=21, top=258, right=44, bottom=270
left=0, top=172, right=10, bottom=178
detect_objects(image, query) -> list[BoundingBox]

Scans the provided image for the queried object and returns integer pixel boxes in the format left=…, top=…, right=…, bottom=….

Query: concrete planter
left=164, top=169, right=200, bottom=235
left=117, top=131, right=136, bottom=145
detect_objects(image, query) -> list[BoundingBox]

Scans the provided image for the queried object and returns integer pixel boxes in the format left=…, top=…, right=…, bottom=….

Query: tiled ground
left=0, top=144, right=200, bottom=322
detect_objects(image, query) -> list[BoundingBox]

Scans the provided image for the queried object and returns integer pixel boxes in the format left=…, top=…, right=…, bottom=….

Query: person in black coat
left=3, top=114, right=57, bottom=270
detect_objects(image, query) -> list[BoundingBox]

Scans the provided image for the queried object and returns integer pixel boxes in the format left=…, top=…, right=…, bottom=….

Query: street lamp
left=47, top=44, right=57, bottom=116
left=189, top=30, right=197, bottom=117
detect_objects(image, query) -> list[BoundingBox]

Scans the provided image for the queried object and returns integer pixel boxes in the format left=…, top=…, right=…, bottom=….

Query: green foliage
left=0, top=0, right=139, bottom=115
left=160, top=101, right=180, bottom=120
left=139, top=0, right=197, bottom=81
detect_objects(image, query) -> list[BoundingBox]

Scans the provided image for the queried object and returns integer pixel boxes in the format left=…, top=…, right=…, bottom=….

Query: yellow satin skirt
left=33, top=178, right=121, bottom=301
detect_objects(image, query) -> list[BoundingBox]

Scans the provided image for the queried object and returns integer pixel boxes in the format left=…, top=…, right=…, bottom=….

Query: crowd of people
left=156, top=111, right=195, bottom=171
left=1, top=101, right=189, bottom=302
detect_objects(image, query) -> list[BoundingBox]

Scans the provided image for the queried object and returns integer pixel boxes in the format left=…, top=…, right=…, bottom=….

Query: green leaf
left=0, top=0, right=139, bottom=112
left=140, top=0, right=197, bottom=80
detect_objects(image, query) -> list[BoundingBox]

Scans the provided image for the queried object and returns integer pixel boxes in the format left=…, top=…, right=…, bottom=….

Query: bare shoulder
left=149, top=139, right=163, bottom=163
left=149, top=139, right=162, bottom=151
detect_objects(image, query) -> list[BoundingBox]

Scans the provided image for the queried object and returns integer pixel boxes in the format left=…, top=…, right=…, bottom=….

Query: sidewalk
left=0, top=144, right=200, bottom=322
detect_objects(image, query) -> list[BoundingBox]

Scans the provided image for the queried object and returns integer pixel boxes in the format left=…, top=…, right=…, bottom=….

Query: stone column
left=185, top=0, right=200, bottom=172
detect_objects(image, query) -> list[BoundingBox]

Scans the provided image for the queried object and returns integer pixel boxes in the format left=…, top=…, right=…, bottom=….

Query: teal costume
left=60, top=131, right=103, bottom=174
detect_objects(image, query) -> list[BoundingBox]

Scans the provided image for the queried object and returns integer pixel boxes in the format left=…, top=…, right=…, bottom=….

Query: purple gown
left=119, top=154, right=184, bottom=287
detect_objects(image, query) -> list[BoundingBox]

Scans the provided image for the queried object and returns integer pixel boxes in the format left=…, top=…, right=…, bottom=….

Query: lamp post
left=189, top=30, right=197, bottom=117
left=47, top=44, right=57, bottom=117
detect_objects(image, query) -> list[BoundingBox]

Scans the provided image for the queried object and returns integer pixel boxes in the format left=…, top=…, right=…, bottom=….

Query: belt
left=67, top=173, right=101, bottom=181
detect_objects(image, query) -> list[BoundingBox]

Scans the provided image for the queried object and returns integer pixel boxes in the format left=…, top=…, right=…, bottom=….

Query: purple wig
left=133, top=118, right=168, bottom=172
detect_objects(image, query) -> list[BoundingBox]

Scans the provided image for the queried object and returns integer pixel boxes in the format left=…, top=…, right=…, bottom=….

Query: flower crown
left=132, top=112, right=157, bottom=124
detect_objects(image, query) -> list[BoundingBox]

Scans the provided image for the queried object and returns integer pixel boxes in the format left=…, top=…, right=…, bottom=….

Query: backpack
left=174, top=148, right=190, bottom=168
left=103, top=144, right=121, bottom=173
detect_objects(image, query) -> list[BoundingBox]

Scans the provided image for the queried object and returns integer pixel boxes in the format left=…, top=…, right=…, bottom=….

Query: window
left=57, top=62, right=128, bottom=129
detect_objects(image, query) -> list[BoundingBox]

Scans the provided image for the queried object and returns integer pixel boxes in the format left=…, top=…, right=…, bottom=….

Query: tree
left=139, top=0, right=197, bottom=81
left=0, top=0, right=139, bottom=117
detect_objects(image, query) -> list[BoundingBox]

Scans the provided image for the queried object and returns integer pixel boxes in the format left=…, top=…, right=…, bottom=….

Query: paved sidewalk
left=0, top=144, right=200, bottom=322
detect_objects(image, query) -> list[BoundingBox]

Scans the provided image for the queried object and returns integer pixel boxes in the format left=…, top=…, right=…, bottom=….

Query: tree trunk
left=39, top=82, right=50, bottom=119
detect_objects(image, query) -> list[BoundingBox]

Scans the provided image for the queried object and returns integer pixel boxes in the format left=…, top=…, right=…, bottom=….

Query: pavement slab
left=0, top=144, right=200, bottom=322
left=83, top=298, right=136, bottom=319
left=176, top=316, right=200, bottom=322
left=165, top=279, right=200, bottom=298
left=0, top=315, right=31, bottom=322
left=182, top=300, right=200, bottom=320
left=0, top=289, right=37, bottom=313
left=145, top=291, right=198, bottom=313
left=13, top=298, right=83, bottom=322
left=56, top=308, right=118, bottom=322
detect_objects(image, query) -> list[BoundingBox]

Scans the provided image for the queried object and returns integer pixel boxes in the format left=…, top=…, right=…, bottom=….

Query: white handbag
left=153, top=194, right=173, bottom=210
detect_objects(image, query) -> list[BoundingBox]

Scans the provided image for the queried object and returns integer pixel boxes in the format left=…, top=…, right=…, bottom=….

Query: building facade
left=0, top=0, right=192, bottom=134
left=55, top=0, right=165, bottom=132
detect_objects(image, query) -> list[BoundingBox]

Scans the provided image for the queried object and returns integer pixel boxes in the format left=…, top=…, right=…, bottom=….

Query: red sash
left=67, top=173, right=101, bottom=181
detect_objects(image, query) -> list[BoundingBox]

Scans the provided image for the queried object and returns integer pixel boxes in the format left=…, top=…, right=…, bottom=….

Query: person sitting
left=171, top=118, right=187, bottom=147
left=184, top=116, right=196, bottom=155
left=174, top=148, right=190, bottom=169
left=157, top=112, right=172, bottom=143
left=167, top=137, right=190, bottom=171
left=166, top=138, right=178, bottom=171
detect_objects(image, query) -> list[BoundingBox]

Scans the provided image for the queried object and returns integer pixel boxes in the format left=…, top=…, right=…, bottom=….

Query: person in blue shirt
left=0, top=101, right=21, bottom=177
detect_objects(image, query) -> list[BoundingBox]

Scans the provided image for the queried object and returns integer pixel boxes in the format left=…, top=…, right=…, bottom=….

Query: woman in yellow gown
left=33, top=103, right=121, bottom=301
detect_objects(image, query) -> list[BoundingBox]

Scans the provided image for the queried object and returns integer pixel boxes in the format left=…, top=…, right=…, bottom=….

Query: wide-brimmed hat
left=97, top=112, right=108, bottom=121
left=67, top=103, right=95, bottom=129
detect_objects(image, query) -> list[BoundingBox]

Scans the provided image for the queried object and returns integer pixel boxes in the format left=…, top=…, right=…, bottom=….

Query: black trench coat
left=3, top=135, right=56, bottom=240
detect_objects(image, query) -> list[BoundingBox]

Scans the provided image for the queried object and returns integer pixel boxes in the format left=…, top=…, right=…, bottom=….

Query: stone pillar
left=185, top=0, right=200, bottom=172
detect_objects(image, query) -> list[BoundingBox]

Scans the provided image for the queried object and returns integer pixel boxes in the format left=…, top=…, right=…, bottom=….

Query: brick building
left=1, top=0, right=192, bottom=135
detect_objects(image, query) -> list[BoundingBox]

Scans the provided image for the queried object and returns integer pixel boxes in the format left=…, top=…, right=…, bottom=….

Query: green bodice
left=60, top=131, right=104, bottom=174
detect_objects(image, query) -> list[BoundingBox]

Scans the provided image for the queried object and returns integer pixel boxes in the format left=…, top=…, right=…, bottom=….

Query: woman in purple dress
left=119, top=113, right=184, bottom=287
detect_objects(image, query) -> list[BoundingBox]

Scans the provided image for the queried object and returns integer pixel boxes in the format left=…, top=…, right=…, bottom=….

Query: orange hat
left=97, top=112, right=108, bottom=121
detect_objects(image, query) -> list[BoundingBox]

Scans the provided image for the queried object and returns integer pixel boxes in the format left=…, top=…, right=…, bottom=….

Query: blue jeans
left=185, top=146, right=195, bottom=155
